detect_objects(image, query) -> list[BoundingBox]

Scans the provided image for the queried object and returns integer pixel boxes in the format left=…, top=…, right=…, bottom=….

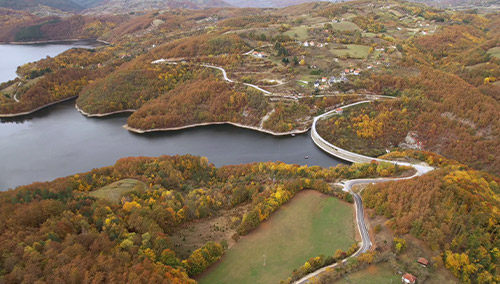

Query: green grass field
left=285, top=26, right=309, bottom=40
left=89, top=179, right=146, bottom=203
left=342, top=13, right=357, bottom=20
left=198, top=190, right=355, bottom=284
left=487, top=47, right=500, bottom=59
left=331, top=21, right=361, bottom=31
left=363, top=32, right=377, bottom=38
left=334, top=263, right=400, bottom=284
left=331, top=44, right=370, bottom=59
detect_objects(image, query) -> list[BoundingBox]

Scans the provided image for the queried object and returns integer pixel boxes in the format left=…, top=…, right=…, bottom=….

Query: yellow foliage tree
left=123, top=201, right=141, bottom=211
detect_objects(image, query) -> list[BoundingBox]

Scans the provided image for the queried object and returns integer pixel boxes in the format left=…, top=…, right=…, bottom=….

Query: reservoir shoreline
left=123, top=121, right=309, bottom=136
left=0, top=96, right=78, bottom=118
left=0, top=42, right=347, bottom=191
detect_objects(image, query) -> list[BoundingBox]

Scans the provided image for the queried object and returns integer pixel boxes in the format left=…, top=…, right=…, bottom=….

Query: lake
left=0, top=41, right=103, bottom=81
left=0, top=42, right=346, bottom=191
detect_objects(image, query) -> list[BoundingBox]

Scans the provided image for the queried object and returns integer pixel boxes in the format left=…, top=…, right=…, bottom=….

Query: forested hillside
left=313, top=3, right=500, bottom=174
left=0, top=14, right=126, bottom=42
left=0, top=0, right=228, bottom=14
left=1, top=0, right=499, bottom=172
left=83, top=0, right=230, bottom=15
left=223, top=0, right=333, bottom=8
left=0, top=155, right=407, bottom=282
left=0, top=0, right=499, bottom=282
left=363, top=152, right=500, bottom=283
left=0, top=0, right=96, bottom=12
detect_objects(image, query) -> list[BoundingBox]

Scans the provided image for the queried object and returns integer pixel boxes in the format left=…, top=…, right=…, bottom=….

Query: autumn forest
left=0, top=0, right=499, bottom=283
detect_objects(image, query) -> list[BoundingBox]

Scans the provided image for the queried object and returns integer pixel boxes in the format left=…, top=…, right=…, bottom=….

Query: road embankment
left=294, top=99, right=434, bottom=284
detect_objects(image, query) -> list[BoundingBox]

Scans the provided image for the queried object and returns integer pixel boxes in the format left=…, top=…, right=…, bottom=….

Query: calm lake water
left=0, top=43, right=346, bottom=191
left=0, top=41, right=102, bottom=81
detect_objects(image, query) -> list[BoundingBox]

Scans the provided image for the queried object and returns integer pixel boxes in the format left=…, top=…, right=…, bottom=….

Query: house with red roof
left=402, top=273, right=417, bottom=284
left=417, top=257, right=429, bottom=267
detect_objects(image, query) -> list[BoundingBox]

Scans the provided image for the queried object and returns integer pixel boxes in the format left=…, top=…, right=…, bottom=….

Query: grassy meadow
left=487, top=46, right=500, bottom=59
left=89, top=178, right=146, bottom=203
left=198, top=190, right=355, bottom=284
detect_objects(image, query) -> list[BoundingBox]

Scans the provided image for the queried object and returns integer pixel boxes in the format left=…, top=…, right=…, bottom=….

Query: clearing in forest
left=487, top=47, right=500, bottom=59
left=285, top=26, right=309, bottom=40
left=331, top=21, right=361, bottom=31
left=89, top=179, right=146, bottom=203
left=198, top=190, right=355, bottom=284
left=330, top=44, right=372, bottom=59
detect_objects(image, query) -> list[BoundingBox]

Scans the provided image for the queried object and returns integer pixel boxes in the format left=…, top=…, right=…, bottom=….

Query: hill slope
left=224, top=0, right=336, bottom=8
left=0, top=0, right=104, bottom=12
left=83, top=0, right=230, bottom=15
left=0, top=0, right=230, bottom=14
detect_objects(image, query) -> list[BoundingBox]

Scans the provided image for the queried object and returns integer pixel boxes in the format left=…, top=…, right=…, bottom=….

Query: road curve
left=202, top=64, right=273, bottom=95
left=294, top=100, right=433, bottom=284
left=201, top=64, right=234, bottom=83
left=344, top=171, right=427, bottom=258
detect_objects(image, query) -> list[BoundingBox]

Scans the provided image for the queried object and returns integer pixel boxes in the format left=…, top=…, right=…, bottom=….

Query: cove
left=0, top=43, right=346, bottom=191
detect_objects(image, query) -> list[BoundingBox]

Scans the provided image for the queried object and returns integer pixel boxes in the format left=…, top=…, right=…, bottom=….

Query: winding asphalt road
left=150, top=60, right=434, bottom=283
left=294, top=101, right=433, bottom=284
left=201, top=64, right=235, bottom=83
left=202, top=64, right=273, bottom=94
left=294, top=172, right=430, bottom=284
left=344, top=170, right=429, bottom=258
left=198, top=63, right=432, bottom=283
left=197, top=64, right=435, bottom=278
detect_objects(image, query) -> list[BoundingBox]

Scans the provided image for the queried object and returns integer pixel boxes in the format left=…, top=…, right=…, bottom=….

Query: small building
left=322, top=77, right=327, bottom=82
left=303, top=41, right=309, bottom=47
left=417, top=257, right=429, bottom=267
left=252, top=51, right=267, bottom=58
left=335, top=108, right=343, bottom=114
left=344, top=69, right=350, bottom=74
left=353, top=70, right=361, bottom=76
left=402, top=273, right=417, bottom=284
